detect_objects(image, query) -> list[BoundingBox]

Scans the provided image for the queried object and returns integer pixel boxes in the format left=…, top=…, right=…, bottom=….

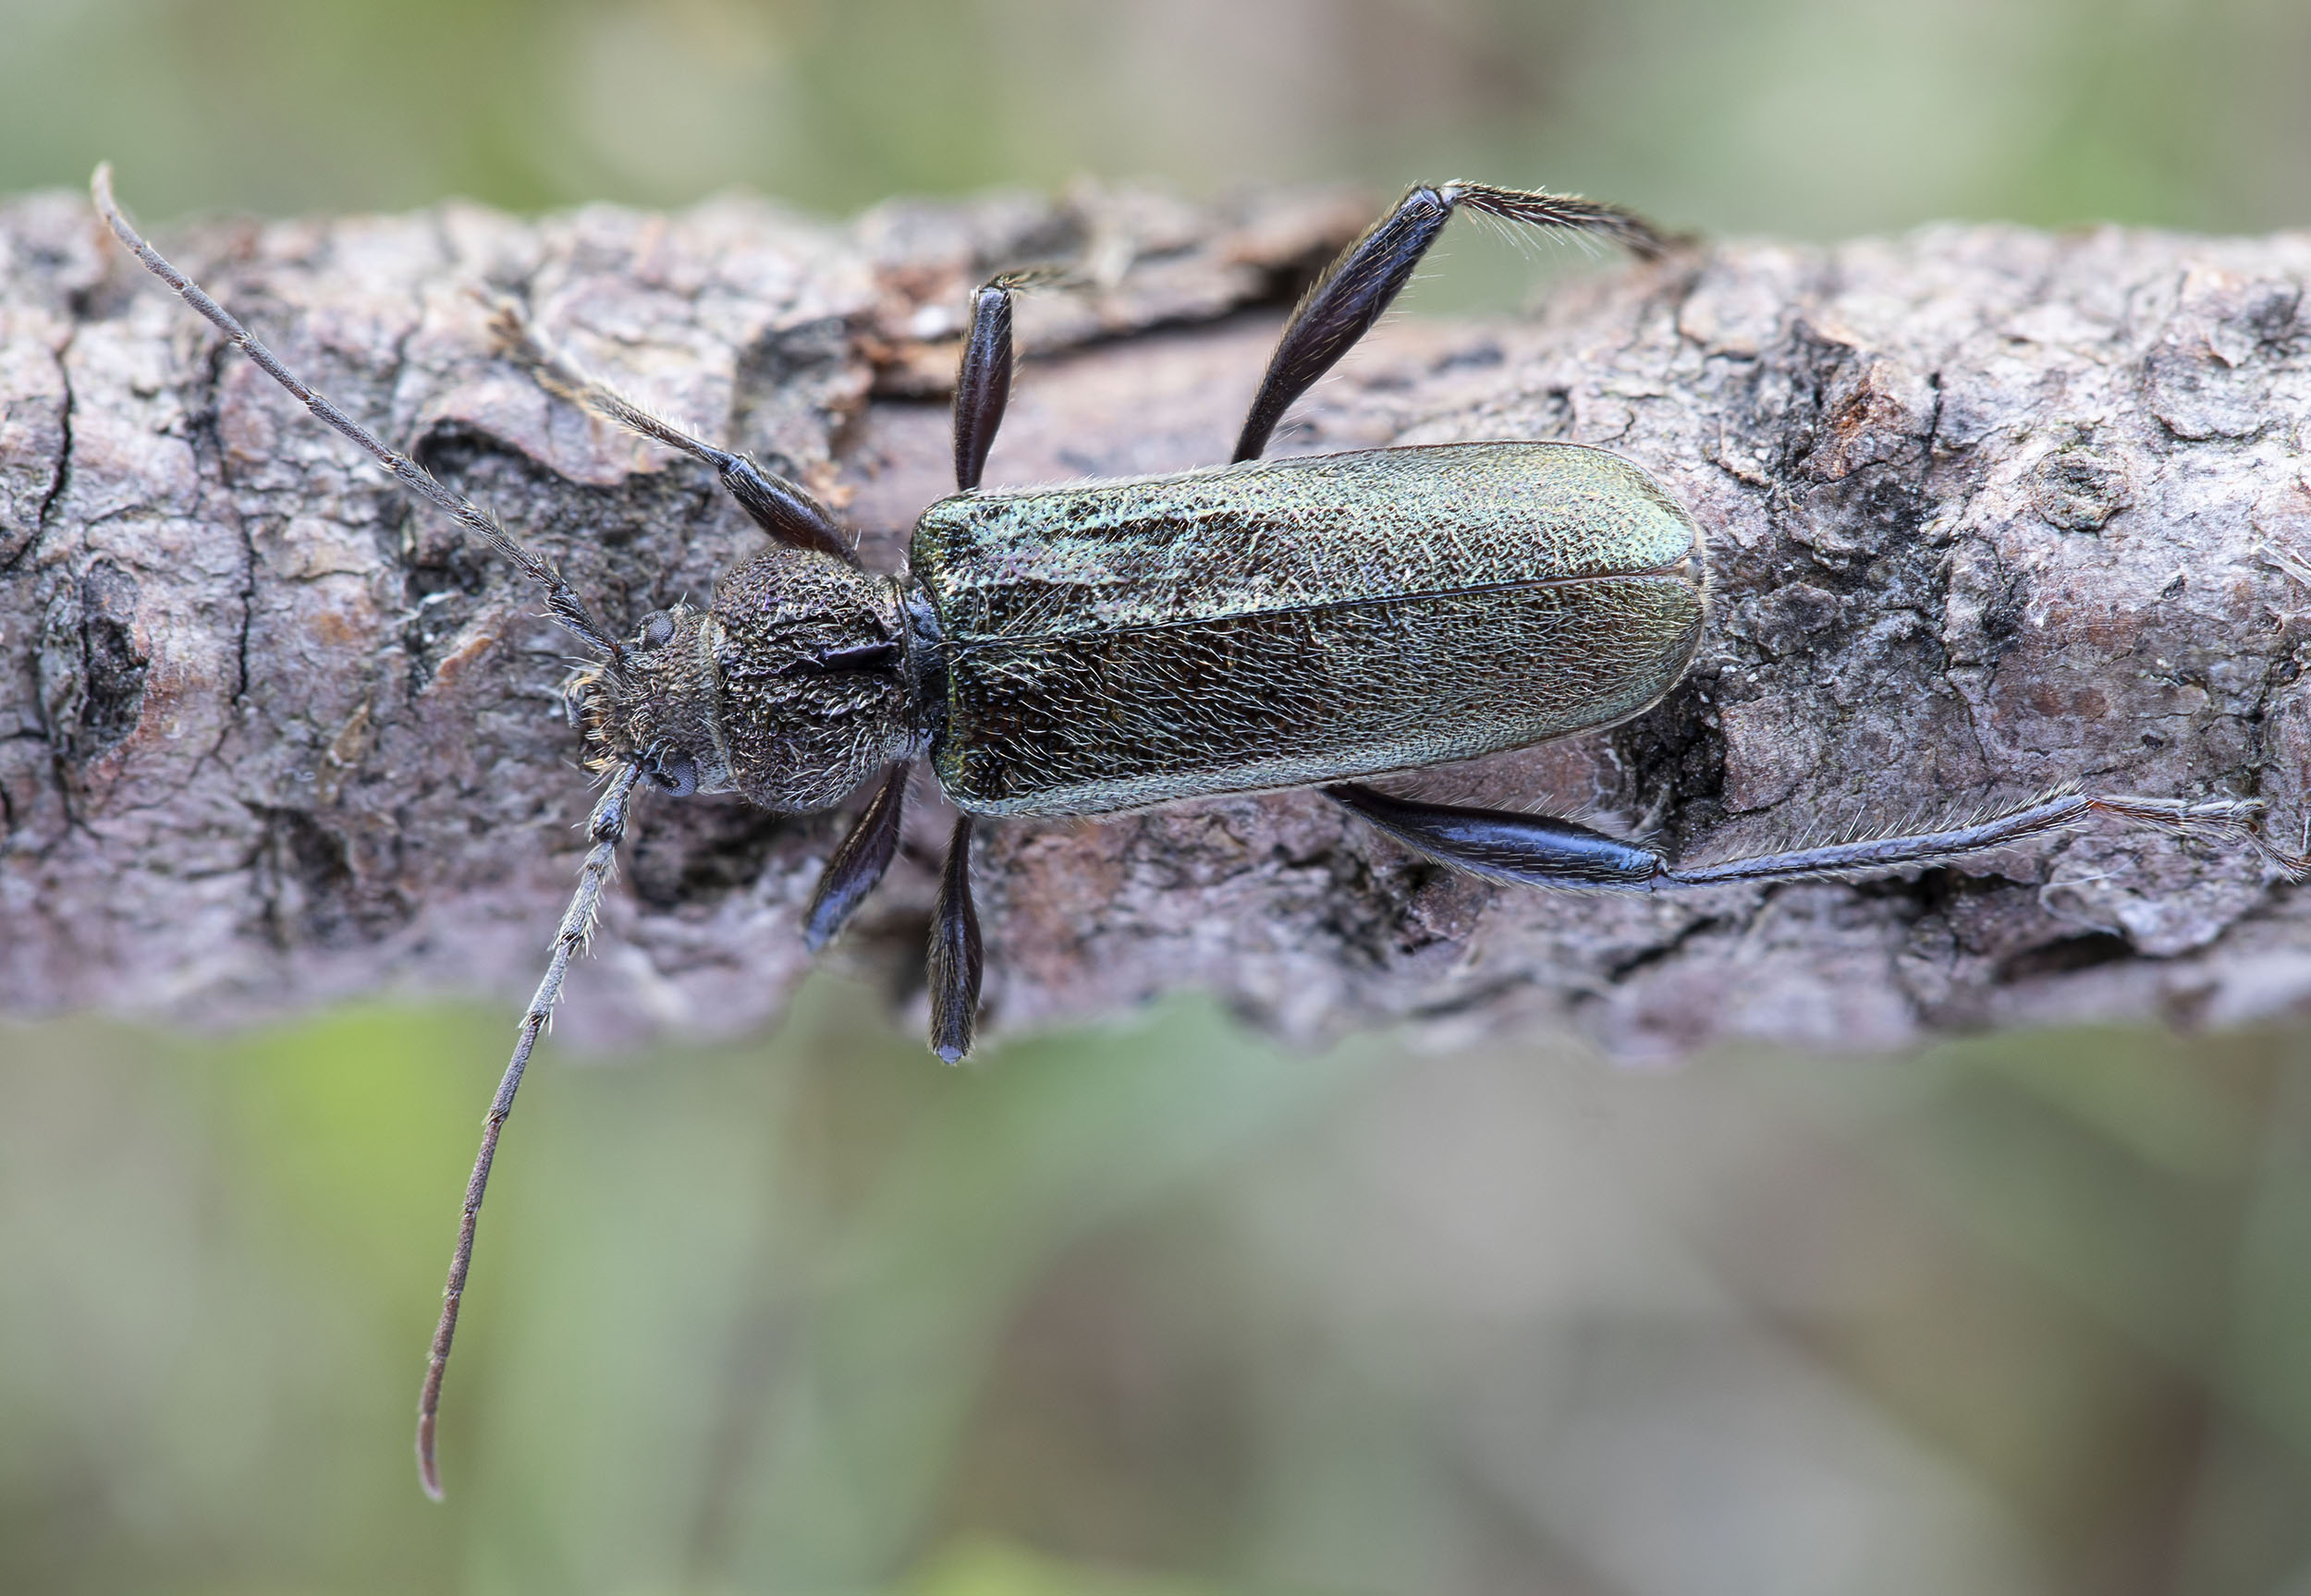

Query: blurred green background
left=6, top=0, right=2311, bottom=1592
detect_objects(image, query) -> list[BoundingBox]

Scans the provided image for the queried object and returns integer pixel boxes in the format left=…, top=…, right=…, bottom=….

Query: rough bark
left=6, top=180, right=2311, bottom=1058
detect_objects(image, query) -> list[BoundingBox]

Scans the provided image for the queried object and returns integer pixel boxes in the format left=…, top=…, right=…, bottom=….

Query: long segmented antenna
left=88, top=166, right=649, bottom=1494
left=486, top=300, right=856, bottom=566
left=1662, top=792, right=2278, bottom=885
left=1329, top=784, right=2297, bottom=894
left=90, top=164, right=624, bottom=662
left=416, top=763, right=642, bottom=1499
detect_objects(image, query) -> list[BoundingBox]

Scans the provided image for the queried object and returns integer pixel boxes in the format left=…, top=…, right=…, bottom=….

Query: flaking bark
left=6, top=181, right=2311, bottom=1058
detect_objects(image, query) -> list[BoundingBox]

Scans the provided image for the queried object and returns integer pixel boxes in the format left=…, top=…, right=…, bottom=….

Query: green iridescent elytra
left=910, top=441, right=1707, bottom=817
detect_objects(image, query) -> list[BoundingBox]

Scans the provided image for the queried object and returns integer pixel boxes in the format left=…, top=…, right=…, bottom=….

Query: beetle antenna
left=90, top=164, right=625, bottom=663
left=416, top=762, right=642, bottom=1499
left=484, top=298, right=858, bottom=565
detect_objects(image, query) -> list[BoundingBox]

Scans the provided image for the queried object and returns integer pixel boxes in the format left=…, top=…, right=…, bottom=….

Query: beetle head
left=574, top=547, right=913, bottom=812
left=573, top=602, right=728, bottom=798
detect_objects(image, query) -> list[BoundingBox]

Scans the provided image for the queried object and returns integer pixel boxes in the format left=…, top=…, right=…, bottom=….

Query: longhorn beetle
left=92, top=166, right=2289, bottom=1496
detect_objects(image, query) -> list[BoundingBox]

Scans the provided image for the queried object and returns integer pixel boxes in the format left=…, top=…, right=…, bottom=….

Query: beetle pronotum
left=92, top=165, right=2291, bottom=1496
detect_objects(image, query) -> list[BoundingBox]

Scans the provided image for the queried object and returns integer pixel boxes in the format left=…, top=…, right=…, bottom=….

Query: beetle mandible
left=92, top=167, right=2284, bottom=1496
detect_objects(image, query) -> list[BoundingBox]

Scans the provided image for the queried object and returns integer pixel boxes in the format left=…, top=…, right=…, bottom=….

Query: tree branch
left=6, top=182, right=2310, bottom=1056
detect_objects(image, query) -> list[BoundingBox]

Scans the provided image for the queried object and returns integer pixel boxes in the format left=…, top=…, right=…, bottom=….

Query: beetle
left=92, top=167, right=2282, bottom=1496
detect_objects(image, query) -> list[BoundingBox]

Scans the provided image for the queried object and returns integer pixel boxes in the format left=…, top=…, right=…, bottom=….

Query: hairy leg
left=1234, top=180, right=1673, bottom=462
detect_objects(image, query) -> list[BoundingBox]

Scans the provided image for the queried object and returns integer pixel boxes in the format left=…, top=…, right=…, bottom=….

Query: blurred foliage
left=4, top=0, right=2307, bottom=234
left=7, top=993, right=2311, bottom=1592
left=6, top=0, right=2311, bottom=1591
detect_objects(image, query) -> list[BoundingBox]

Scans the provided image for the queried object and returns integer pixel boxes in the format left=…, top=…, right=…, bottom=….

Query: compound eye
left=636, top=612, right=678, bottom=651
left=651, top=749, right=698, bottom=798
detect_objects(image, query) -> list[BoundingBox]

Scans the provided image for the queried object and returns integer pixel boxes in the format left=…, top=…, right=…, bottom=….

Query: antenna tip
left=89, top=164, right=136, bottom=246
left=417, top=1421, right=446, bottom=1501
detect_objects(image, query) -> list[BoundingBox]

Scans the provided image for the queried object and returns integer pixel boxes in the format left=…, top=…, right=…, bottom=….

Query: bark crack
left=19, top=323, right=73, bottom=574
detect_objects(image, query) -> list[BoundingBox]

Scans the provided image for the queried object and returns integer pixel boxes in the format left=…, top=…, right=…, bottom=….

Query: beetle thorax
left=580, top=547, right=915, bottom=812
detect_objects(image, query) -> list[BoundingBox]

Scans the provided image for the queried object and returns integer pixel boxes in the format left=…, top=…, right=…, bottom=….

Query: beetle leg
left=488, top=301, right=855, bottom=565
left=1327, top=783, right=1664, bottom=888
left=803, top=762, right=912, bottom=951
left=1328, top=783, right=2287, bottom=890
left=953, top=277, right=1019, bottom=492
left=1233, top=181, right=1675, bottom=462
left=927, top=813, right=985, bottom=1062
